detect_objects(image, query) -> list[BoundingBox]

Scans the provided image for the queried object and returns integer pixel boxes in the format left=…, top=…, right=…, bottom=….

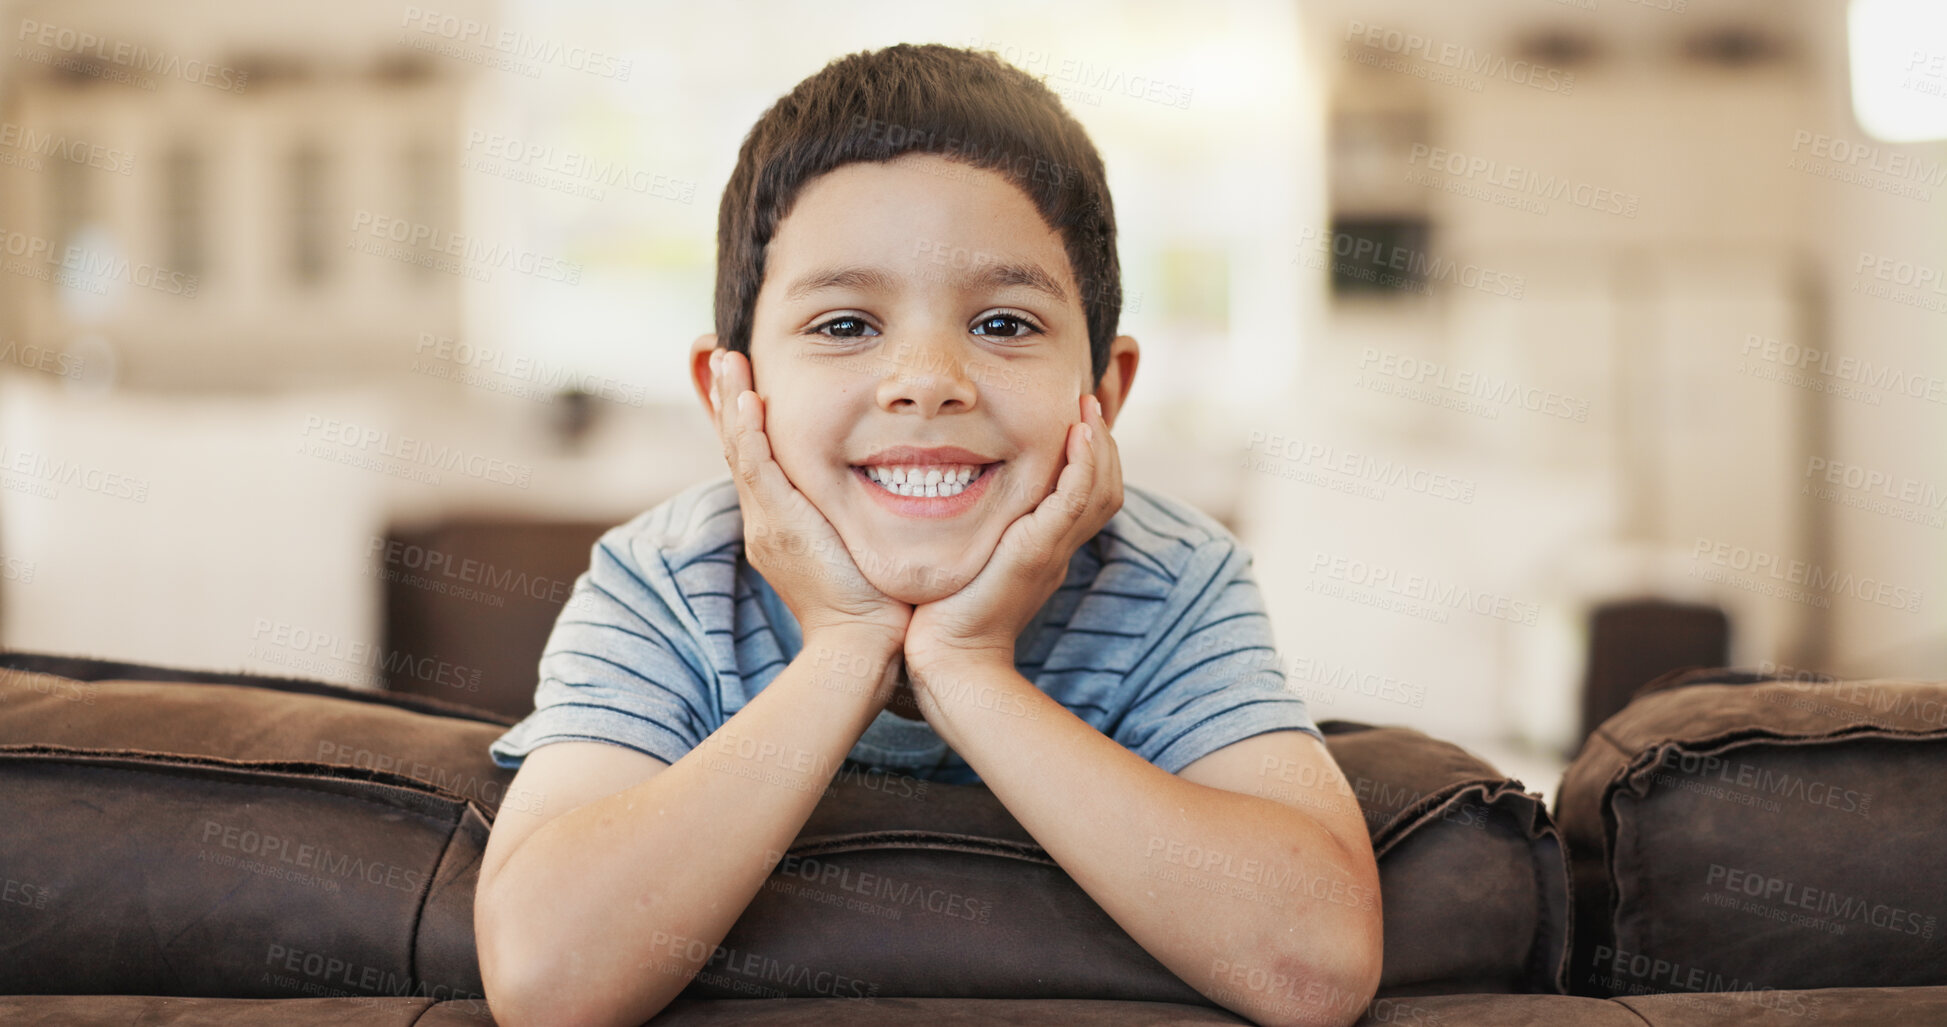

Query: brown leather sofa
left=2, top=650, right=1942, bottom=1025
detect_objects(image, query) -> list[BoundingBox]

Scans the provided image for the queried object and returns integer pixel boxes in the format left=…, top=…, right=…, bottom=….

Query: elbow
left=1253, top=895, right=1383, bottom=1027
left=1251, top=946, right=1382, bottom=1027
left=482, top=942, right=665, bottom=1027
left=1290, top=917, right=1385, bottom=1027
left=476, top=887, right=606, bottom=1027
left=1333, top=927, right=1386, bottom=1027
left=477, top=885, right=683, bottom=1027
left=1316, top=879, right=1385, bottom=1027
left=1303, top=838, right=1385, bottom=1027
left=476, top=900, right=553, bottom=1027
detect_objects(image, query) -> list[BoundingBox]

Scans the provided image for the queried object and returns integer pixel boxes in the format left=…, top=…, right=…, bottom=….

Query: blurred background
left=2, top=0, right=1942, bottom=798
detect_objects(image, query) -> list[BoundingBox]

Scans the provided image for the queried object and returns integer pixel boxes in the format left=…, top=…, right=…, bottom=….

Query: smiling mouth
left=851, top=462, right=1001, bottom=498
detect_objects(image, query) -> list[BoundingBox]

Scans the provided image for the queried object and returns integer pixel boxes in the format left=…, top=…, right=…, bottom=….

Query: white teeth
left=859, top=463, right=989, bottom=498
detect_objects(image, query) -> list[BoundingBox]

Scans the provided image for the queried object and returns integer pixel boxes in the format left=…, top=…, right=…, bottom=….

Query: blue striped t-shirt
left=488, top=474, right=1322, bottom=784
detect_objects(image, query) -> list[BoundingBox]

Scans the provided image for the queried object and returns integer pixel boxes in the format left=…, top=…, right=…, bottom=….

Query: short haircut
left=714, top=43, right=1122, bottom=388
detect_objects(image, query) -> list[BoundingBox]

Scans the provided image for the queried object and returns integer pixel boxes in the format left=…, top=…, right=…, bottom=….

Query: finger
left=713, top=350, right=739, bottom=468
left=1061, top=399, right=1099, bottom=516
left=718, top=360, right=787, bottom=568
left=1024, top=419, right=1096, bottom=540
left=724, top=353, right=810, bottom=532
left=714, top=350, right=768, bottom=523
left=1050, top=398, right=1114, bottom=549
left=1085, top=394, right=1123, bottom=529
left=727, top=352, right=771, bottom=489
left=988, top=419, right=1092, bottom=579
left=983, top=403, right=1109, bottom=585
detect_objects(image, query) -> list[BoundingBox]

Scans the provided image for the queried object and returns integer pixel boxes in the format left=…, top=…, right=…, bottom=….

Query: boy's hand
left=905, top=394, right=1121, bottom=674
left=712, top=348, right=913, bottom=652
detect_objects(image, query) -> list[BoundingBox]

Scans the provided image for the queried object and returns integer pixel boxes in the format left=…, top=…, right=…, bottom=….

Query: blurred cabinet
left=378, top=519, right=610, bottom=719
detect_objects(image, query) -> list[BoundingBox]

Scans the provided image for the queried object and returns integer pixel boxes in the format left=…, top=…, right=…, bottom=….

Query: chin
left=872, top=575, right=958, bottom=607
left=845, top=537, right=985, bottom=606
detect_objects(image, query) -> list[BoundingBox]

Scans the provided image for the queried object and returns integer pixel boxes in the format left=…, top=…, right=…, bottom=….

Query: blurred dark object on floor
left=1579, top=598, right=1729, bottom=748
left=378, top=519, right=611, bottom=719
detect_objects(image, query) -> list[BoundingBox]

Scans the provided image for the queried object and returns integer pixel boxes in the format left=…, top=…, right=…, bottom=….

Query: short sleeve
left=1111, top=543, right=1323, bottom=774
left=488, top=537, right=714, bottom=770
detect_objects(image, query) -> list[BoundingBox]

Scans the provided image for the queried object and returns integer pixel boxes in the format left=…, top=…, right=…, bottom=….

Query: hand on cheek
left=711, top=348, right=913, bottom=651
left=904, top=394, right=1123, bottom=674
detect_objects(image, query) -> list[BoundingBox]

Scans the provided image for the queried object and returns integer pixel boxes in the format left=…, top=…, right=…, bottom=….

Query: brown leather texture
left=2, top=650, right=1569, bottom=1008
left=9, top=988, right=1947, bottom=1025
left=1320, top=723, right=1569, bottom=995
left=3, top=650, right=1565, bottom=1021
left=0, top=663, right=519, bottom=811
left=0, top=746, right=492, bottom=1005
left=12, top=651, right=1945, bottom=1022
left=0, top=649, right=520, bottom=726
left=1558, top=668, right=1947, bottom=998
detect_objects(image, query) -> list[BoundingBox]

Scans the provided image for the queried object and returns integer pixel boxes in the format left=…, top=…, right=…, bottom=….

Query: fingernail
left=711, top=350, right=722, bottom=375
left=1082, top=422, right=1094, bottom=444
left=737, top=392, right=751, bottom=415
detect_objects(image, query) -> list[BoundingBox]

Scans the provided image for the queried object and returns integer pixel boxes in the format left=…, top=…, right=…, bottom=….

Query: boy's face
left=697, top=152, right=1137, bottom=606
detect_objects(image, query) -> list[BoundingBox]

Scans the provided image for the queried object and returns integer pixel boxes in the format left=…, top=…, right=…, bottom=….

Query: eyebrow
left=783, top=260, right=1069, bottom=304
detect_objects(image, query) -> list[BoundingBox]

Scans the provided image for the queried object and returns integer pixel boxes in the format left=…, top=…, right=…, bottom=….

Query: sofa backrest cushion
left=0, top=649, right=515, bottom=725
left=1557, top=667, right=1947, bottom=997
left=0, top=745, right=491, bottom=1015
left=1320, top=722, right=1570, bottom=995
left=2, top=664, right=520, bottom=814
left=2, top=657, right=1568, bottom=1000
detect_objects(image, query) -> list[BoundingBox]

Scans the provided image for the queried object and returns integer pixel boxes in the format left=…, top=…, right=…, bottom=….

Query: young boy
left=474, top=43, right=1381, bottom=1027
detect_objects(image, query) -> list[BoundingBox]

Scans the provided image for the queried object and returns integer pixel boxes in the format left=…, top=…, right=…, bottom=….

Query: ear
left=1090, top=335, right=1140, bottom=430
left=689, top=333, right=722, bottom=429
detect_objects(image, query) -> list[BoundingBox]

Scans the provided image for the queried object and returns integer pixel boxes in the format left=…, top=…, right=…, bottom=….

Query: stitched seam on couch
left=1588, top=767, right=1631, bottom=998
left=1369, top=778, right=1572, bottom=994
left=0, top=649, right=520, bottom=726
left=1527, top=832, right=1572, bottom=995
left=1370, top=778, right=1540, bottom=856
left=1631, top=666, right=1787, bottom=702
left=1628, top=726, right=1947, bottom=759
left=409, top=815, right=467, bottom=989
left=1595, top=730, right=1947, bottom=988
left=787, top=831, right=1055, bottom=865
left=1600, top=729, right=1947, bottom=861
left=1591, top=725, right=1635, bottom=759
left=1612, top=730, right=1947, bottom=804
left=0, top=744, right=471, bottom=821
left=1605, top=996, right=1659, bottom=1027
left=1484, top=784, right=1572, bottom=995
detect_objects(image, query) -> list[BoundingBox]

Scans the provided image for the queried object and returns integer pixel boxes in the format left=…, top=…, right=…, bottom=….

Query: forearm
left=909, top=658, right=1379, bottom=1027
left=484, top=625, right=901, bottom=1026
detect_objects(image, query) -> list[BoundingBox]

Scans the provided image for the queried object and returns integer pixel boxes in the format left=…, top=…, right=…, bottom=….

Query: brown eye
left=813, top=316, right=878, bottom=339
left=971, top=313, right=1042, bottom=339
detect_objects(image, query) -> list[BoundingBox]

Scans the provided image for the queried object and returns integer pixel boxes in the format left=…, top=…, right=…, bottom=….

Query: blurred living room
left=2, top=0, right=1943, bottom=806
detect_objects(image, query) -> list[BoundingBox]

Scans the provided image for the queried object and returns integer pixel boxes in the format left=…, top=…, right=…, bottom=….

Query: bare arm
left=907, top=656, right=1383, bottom=1027
left=476, top=624, right=902, bottom=1027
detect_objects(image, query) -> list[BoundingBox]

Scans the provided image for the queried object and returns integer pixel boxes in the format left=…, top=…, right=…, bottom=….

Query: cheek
left=760, top=398, right=851, bottom=503
left=1000, top=425, right=1075, bottom=514
left=760, top=396, right=818, bottom=458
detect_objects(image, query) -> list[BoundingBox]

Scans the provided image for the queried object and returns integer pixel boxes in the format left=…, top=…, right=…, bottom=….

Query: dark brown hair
left=714, top=43, right=1122, bottom=388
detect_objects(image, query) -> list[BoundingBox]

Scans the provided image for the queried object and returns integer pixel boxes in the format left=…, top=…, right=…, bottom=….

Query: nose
left=876, top=334, right=978, bottom=416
